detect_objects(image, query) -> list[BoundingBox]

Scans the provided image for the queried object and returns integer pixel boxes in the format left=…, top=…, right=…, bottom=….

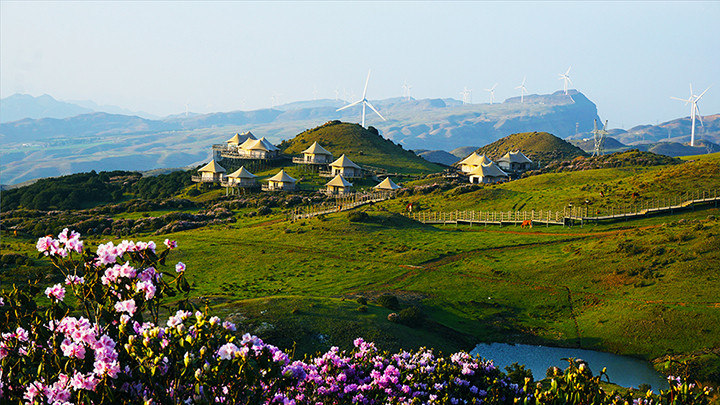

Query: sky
left=1, top=1, right=719, bottom=129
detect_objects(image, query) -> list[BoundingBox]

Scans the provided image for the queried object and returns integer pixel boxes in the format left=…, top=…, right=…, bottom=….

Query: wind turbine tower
left=591, top=119, right=609, bottom=157
left=485, top=84, right=498, bottom=104
left=672, top=84, right=710, bottom=146
left=559, top=67, right=572, bottom=95
left=336, top=69, right=387, bottom=127
left=515, top=77, right=528, bottom=103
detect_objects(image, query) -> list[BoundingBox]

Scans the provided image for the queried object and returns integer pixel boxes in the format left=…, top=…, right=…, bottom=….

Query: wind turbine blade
left=593, top=119, right=598, bottom=131
left=695, top=104, right=704, bottom=126
left=690, top=83, right=694, bottom=96
left=603, top=120, right=608, bottom=131
left=566, top=66, right=571, bottom=75
left=365, top=101, right=386, bottom=121
left=696, top=86, right=711, bottom=100
left=336, top=100, right=362, bottom=112
left=362, top=69, right=371, bottom=99
left=670, top=96, right=691, bottom=104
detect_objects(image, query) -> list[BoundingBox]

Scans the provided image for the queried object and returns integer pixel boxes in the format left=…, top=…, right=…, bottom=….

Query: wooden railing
left=405, top=189, right=720, bottom=227
left=288, top=191, right=397, bottom=221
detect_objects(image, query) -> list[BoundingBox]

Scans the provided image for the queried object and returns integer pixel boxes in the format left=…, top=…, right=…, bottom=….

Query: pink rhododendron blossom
left=45, top=284, right=66, bottom=302
left=175, top=262, right=186, bottom=273
left=65, top=275, right=84, bottom=285
left=96, top=242, right=118, bottom=265
left=217, top=342, right=240, bottom=360
left=136, top=281, right=156, bottom=300
left=118, top=262, right=136, bottom=279
left=164, top=239, right=177, bottom=249
left=114, top=299, right=137, bottom=316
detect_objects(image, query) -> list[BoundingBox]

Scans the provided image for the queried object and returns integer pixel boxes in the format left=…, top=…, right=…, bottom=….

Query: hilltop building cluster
left=194, top=133, right=401, bottom=196
left=455, top=150, right=534, bottom=184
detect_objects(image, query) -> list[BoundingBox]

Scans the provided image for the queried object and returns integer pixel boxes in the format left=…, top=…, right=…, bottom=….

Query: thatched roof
left=330, top=154, right=361, bottom=169
left=457, top=152, right=491, bottom=166
left=267, top=169, right=296, bottom=183
left=302, top=141, right=332, bottom=156
left=468, top=162, right=508, bottom=178
left=198, top=160, right=226, bottom=173
left=259, top=137, right=279, bottom=152
left=227, top=166, right=257, bottom=179
left=498, top=150, right=533, bottom=164
left=374, top=177, right=401, bottom=190
left=325, top=174, right=353, bottom=188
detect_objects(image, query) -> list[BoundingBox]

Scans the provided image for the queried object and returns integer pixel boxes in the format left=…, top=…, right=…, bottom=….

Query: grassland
left=2, top=153, right=719, bottom=384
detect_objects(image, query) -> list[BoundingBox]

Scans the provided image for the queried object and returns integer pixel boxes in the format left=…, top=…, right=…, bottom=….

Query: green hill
left=472, top=131, right=588, bottom=165
left=279, top=121, right=444, bottom=174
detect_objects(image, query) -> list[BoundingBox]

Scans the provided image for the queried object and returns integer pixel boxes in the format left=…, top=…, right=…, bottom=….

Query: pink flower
left=45, top=284, right=66, bottom=302
left=164, top=239, right=177, bottom=249
left=96, top=242, right=118, bottom=265
left=61, top=338, right=86, bottom=359
left=175, top=262, right=186, bottom=273
left=36, top=236, right=54, bottom=254
left=65, top=275, right=84, bottom=285
left=217, top=342, right=240, bottom=360
left=118, top=262, right=136, bottom=279
left=114, top=299, right=136, bottom=316
left=136, top=281, right=156, bottom=300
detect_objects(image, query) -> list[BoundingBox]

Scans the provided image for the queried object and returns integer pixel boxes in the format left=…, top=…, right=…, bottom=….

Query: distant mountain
left=471, top=131, right=588, bottom=165
left=414, top=150, right=457, bottom=166
left=66, top=99, right=158, bottom=120
left=280, top=121, right=444, bottom=174
left=0, top=90, right=614, bottom=184
left=638, top=140, right=720, bottom=157
left=569, top=114, right=720, bottom=145
left=0, top=94, right=94, bottom=123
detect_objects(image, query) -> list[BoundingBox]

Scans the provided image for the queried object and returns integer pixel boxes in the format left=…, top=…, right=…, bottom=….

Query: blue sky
left=1, top=1, right=718, bottom=129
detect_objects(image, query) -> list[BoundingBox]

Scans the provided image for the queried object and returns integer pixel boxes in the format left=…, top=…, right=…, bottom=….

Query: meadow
left=2, top=152, right=719, bottom=386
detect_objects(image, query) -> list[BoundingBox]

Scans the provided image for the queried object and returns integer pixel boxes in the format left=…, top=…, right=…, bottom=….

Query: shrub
left=397, top=306, right=424, bottom=326
left=356, top=296, right=368, bottom=305
left=376, top=293, right=400, bottom=310
left=347, top=210, right=369, bottom=222
left=257, top=205, right=272, bottom=216
left=357, top=305, right=368, bottom=313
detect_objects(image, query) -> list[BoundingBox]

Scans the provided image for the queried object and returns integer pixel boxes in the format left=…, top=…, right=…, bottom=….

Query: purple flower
left=176, top=262, right=186, bottom=273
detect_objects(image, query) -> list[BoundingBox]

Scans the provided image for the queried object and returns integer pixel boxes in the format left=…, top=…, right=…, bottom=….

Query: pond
left=470, top=343, right=668, bottom=391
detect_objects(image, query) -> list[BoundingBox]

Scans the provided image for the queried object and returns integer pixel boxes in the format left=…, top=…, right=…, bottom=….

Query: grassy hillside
left=472, top=131, right=588, bottom=164
left=279, top=121, right=445, bottom=174
left=3, top=153, right=720, bottom=384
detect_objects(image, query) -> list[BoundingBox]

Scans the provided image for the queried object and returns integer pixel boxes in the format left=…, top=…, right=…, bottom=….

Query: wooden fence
left=288, top=191, right=397, bottom=221
left=405, top=189, right=720, bottom=227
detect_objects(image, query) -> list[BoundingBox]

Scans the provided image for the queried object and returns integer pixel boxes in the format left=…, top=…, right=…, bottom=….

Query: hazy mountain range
left=0, top=92, right=717, bottom=185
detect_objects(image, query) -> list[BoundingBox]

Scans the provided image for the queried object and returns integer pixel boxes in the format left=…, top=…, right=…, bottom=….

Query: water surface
left=471, top=343, right=668, bottom=391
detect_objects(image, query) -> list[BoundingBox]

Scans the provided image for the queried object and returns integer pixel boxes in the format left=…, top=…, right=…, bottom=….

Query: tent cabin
left=238, top=139, right=273, bottom=159
left=456, top=152, right=491, bottom=174
left=194, top=160, right=226, bottom=182
left=325, top=174, right=353, bottom=195
left=327, top=154, right=362, bottom=178
left=497, top=151, right=533, bottom=173
left=294, top=141, right=333, bottom=164
left=374, top=177, right=401, bottom=191
left=213, top=131, right=258, bottom=160
left=224, top=166, right=257, bottom=187
left=262, top=169, right=296, bottom=191
left=226, top=131, right=256, bottom=147
left=468, top=162, right=509, bottom=184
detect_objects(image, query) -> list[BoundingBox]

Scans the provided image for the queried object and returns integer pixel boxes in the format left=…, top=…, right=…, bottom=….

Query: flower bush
left=0, top=230, right=714, bottom=404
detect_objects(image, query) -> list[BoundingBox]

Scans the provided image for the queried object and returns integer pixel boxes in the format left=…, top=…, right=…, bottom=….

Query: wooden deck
left=288, top=191, right=396, bottom=221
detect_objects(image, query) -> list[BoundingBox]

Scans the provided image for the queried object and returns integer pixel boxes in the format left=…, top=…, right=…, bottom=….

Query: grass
left=4, top=153, right=720, bottom=385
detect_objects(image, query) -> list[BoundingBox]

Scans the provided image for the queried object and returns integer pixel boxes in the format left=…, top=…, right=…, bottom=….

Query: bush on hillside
left=347, top=210, right=369, bottom=222
left=376, top=293, right=400, bottom=310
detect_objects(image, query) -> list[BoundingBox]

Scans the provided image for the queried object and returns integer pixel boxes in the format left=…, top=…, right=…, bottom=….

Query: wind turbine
left=402, top=81, right=412, bottom=101
left=484, top=83, right=498, bottom=104
left=515, top=77, right=528, bottom=103
left=591, top=119, right=609, bottom=157
left=461, top=87, right=472, bottom=104
left=336, top=69, right=387, bottom=127
left=559, top=66, right=572, bottom=95
left=671, top=84, right=710, bottom=146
